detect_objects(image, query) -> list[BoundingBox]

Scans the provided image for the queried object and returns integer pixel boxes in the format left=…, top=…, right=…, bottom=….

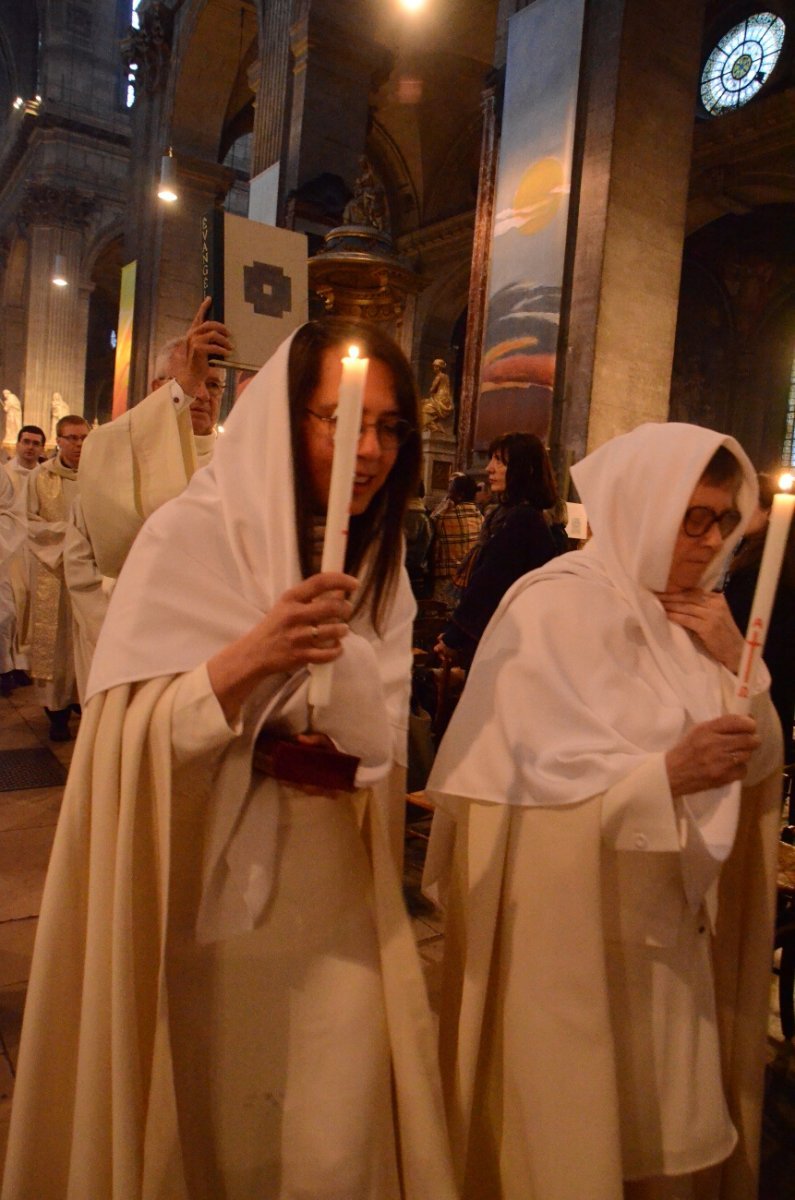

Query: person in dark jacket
left=434, top=432, right=560, bottom=665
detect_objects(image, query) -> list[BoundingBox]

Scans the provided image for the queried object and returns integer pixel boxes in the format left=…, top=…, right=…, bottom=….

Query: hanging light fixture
left=158, top=147, right=178, bottom=203
left=51, top=253, right=68, bottom=288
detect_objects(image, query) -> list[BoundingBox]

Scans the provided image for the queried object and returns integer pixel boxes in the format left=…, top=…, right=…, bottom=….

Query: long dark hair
left=288, top=318, right=421, bottom=630
left=488, top=431, right=558, bottom=509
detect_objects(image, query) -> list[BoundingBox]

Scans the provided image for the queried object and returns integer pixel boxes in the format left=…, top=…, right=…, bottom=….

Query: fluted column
left=284, top=3, right=390, bottom=212
left=18, top=185, right=96, bottom=432
left=552, top=0, right=707, bottom=465
left=250, top=0, right=293, bottom=178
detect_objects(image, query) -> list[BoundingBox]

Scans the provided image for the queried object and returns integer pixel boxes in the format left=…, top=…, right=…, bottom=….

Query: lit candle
left=308, top=345, right=369, bottom=709
left=732, top=472, right=795, bottom=714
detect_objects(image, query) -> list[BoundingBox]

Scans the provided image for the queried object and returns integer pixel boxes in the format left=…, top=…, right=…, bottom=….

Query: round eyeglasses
left=304, top=408, right=415, bottom=450
left=682, top=505, right=742, bottom=539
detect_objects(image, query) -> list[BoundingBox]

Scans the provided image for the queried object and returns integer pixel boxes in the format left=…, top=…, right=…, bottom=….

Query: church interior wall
left=0, top=0, right=793, bottom=470
left=672, top=202, right=795, bottom=470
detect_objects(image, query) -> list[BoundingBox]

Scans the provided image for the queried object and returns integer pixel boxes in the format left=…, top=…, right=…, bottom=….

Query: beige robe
left=77, top=382, right=212, bottom=579
left=425, top=720, right=781, bottom=1200
left=0, top=469, right=26, bottom=673
left=3, top=460, right=34, bottom=668
left=66, top=384, right=215, bottom=695
left=26, top=457, right=79, bottom=708
left=2, top=670, right=456, bottom=1200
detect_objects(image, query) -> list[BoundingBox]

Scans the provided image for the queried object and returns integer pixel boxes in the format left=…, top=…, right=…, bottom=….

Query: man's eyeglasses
left=304, top=408, right=415, bottom=450
left=58, top=434, right=89, bottom=445
left=682, top=506, right=742, bottom=539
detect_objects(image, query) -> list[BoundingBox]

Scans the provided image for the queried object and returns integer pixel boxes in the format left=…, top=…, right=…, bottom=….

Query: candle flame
left=347, top=344, right=360, bottom=360
left=778, top=472, right=794, bottom=492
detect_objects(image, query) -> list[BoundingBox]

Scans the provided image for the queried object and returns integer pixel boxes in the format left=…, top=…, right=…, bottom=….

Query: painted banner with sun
left=475, top=0, right=585, bottom=447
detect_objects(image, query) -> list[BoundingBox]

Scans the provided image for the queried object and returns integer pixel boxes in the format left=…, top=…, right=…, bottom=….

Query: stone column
left=18, top=186, right=96, bottom=432
left=552, top=0, right=707, bottom=466
left=284, top=4, right=391, bottom=211
left=152, top=158, right=234, bottom=368
left=250, top=0, right=293, bottom=179
left=121, top=2, right=175, bottom=404
left=456, top=84, right=497, bottom=471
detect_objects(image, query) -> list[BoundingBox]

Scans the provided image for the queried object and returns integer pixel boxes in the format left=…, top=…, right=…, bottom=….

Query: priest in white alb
left=64, top=299, right=231, bottom=698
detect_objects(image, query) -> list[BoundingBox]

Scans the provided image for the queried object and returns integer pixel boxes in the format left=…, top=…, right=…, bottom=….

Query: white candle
left=732, top=474, right=795, bottom=714
left=308, top=347, right=369, bottom=709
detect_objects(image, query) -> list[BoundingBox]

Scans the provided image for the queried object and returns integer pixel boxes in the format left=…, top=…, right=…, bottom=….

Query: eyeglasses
left=58, top=433, right=89, bottom=445
left=682, top=506, right=742, bottom=539
left=304, top=408, right=415, bottom=450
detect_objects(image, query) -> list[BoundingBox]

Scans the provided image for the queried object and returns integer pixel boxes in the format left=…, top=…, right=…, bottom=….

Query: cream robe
left=0, top=469, right=25, bottom=673
left=66, top=384, right=216, bottom=698
left=2, top=667, right=457, bottom=1200
left=4, top=329, right=452, bottom=1199
left=76, top=381, right=211, bottom=580
left=26, top=457, right=79, bottom=709
left=425, top=423, right=782, bottom=1199
left=3, top=459, right=34, bottom=669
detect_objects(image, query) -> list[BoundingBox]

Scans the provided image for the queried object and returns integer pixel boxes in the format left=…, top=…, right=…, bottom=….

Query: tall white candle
left=308, top=347, right=369, bottom=709
left=732, top=474, right=795, bottom=715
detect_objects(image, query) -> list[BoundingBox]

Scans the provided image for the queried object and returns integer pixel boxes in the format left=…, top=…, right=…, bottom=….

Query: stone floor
left=0, top=686, right=792, bottom=1196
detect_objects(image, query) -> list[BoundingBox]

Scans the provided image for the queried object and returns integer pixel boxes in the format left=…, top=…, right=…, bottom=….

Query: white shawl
left=87, top=329, right=414, bottom=939
left=427, top=424, right=761, bottom=898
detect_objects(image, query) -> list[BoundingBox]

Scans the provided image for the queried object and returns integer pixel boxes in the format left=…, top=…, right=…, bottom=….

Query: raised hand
left=174, top=297, right=234, bottom=397
left=207, top=573, right=358, bottom=721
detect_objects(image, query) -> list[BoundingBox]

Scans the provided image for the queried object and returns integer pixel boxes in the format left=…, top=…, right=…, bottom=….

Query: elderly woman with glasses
left=424, top=423, right=782, bottom=1200
left=4, top=320, right=456, bottom=1200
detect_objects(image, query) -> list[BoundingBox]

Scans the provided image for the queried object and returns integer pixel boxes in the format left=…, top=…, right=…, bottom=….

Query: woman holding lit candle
left=424, top=424, right=782, bottom=1200
left=3, top=320, right=457, bottom=1200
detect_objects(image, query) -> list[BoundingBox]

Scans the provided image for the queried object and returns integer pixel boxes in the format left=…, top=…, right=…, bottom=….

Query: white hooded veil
left=427, top=423, right=758, bottom=829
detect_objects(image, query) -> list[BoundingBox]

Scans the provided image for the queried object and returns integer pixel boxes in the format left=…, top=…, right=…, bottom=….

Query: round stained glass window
left=701, top=12, right=786, bottom=115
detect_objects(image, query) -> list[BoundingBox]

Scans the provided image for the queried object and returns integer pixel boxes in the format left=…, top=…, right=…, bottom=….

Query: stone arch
left=368, top=119, right=420, bottom=238
left=167, top=0, right=258, bottom=165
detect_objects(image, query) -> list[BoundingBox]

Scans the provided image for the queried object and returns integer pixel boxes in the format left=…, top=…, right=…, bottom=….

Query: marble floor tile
left=0, top=827, right=56, bottom=922
left=0, top=789, right=61, bottom=835
left=0, top=924, right=38, bottom=992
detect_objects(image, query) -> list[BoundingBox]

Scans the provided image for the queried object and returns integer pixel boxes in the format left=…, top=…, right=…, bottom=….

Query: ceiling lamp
left=157, top=148, right=178, bottom=203
left=51, top=254, right=68, bottom=287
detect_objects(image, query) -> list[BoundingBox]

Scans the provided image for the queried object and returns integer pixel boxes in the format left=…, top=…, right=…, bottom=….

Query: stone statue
left=342, top=157, right=387, bottom=232
left=422, top=359, right=454, bottom=433
left=1, top=390, right=22, bottom=444
left=49, top=391, right=69, bottom=443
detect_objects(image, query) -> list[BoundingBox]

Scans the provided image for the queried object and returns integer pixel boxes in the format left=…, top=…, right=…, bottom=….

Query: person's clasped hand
left=657, top=588, right=745, bottom=674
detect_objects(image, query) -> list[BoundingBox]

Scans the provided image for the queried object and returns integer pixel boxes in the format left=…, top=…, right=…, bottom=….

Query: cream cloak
left=425, top=423, right=782, bottom=1198
left=76, top=380, right=209, bottom=580
left=3, top=331, right=455, bottom=1199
